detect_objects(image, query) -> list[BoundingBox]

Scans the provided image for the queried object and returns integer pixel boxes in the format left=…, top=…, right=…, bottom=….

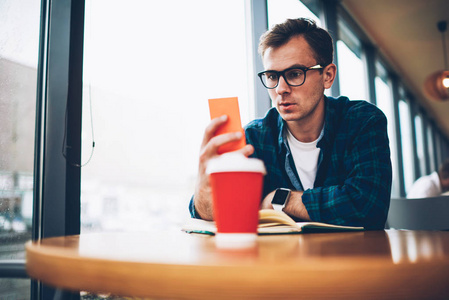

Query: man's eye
left=266, top=73, right=278, bottom=81
left=287, top=70, right=304, bottom=79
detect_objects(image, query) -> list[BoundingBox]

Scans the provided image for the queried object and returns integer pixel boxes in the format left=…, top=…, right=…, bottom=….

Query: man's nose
left=276, top=75, right=291, bottom=94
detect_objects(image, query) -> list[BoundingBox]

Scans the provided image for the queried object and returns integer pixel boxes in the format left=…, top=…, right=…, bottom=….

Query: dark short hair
left=258, top=18, right=334, bottom=67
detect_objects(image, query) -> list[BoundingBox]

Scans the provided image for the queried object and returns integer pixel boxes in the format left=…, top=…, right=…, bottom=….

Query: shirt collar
left=277, top=114, right=286, bottom=154
left=317, top=96, right=333, bottom=148
left=277, top=96, right=334, bottom=152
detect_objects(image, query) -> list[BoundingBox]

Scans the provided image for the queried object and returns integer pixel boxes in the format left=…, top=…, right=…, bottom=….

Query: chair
left=386, top=196, right=449, bottom=230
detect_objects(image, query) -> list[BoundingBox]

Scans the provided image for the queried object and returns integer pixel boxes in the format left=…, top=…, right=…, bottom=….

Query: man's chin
left=276, top=108, right=301, bottom=120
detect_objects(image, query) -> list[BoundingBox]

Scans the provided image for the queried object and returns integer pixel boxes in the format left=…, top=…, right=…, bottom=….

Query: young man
left=190, top=18, right=392, bottom=229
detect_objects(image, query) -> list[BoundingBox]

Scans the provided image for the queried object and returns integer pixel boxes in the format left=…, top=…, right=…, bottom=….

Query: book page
left=258, top=209, right=298, bottom=227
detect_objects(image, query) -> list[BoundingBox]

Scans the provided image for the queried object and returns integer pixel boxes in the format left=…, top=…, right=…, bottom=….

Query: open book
left=182, top=209, right=364, bottom=235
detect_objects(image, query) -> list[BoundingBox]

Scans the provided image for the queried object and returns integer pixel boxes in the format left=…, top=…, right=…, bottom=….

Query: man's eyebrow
left=263, top=64, right=308, bottom=72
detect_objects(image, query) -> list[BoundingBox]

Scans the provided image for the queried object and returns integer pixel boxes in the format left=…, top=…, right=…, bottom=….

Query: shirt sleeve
left=302, top=112, right=392, bottom=230
left=188, top=196, right=202, bottom=219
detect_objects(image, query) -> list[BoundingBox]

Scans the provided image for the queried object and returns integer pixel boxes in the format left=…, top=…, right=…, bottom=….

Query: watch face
left=272, top=189, right=290, bottom=205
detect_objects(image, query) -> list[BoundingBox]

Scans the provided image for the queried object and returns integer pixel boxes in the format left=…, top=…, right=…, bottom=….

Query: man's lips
left=279, top=102, right=294, bottom=107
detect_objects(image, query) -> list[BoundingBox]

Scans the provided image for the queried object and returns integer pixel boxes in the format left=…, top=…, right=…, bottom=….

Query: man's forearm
left=283, top=190, right=311, bottom=221
left=302, top=178, right=391, bottom=229
left=261, top=189, right=311, bottom=221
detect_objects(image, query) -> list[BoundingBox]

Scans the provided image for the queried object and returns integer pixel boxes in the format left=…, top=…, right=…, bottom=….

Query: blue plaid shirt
left=190, top=96, right=392, bottom=229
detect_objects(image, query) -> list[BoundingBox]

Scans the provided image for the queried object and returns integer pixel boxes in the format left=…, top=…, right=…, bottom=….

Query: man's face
left=262, top=35, right=333, bottom=125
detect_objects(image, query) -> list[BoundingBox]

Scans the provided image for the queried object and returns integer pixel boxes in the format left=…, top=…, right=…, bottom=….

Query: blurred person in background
left=407, top=159, right=449, bottom=198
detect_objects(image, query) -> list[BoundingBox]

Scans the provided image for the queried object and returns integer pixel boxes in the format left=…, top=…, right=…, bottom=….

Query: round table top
left=26, top=229, right=449, bottom=299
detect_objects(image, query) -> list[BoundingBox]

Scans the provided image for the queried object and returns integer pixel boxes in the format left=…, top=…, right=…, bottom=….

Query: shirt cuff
left=189, top=195, right=202, bottom=219
left=300, top=189, right=320, bottom=222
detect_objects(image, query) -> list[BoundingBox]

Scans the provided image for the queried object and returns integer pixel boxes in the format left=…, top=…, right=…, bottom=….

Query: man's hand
left=194, top=115, right=254, bottom=220
left=261, top=190, right=311, bottom=221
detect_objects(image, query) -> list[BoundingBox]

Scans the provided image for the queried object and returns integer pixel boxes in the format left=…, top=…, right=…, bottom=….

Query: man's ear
left=323, top=63, right=337, bottom=89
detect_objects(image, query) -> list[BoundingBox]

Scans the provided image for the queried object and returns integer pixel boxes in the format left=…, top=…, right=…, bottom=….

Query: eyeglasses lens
left=261, top=69, right=305, bottom=88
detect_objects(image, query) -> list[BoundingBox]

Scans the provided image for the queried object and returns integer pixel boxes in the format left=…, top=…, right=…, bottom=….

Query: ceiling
left=341, top=0, right=449, bottom=139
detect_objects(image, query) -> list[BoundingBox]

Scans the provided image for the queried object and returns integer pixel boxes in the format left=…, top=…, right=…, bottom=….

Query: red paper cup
left=206, top=153, right=266, bottom=248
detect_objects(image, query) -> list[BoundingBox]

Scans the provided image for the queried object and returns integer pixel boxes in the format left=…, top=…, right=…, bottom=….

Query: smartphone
left=208, top=97, right=246, bottom=154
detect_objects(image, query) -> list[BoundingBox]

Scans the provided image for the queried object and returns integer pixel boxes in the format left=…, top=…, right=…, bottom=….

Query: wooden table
left=26, top=229, right=449, bottom=299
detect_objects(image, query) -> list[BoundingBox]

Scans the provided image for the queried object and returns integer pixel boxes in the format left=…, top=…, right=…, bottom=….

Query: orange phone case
left=208, top=97, right=246, bottom=154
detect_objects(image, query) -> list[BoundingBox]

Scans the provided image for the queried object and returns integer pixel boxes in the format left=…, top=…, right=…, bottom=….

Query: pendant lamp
left=424, top=21, right=449, bottom=101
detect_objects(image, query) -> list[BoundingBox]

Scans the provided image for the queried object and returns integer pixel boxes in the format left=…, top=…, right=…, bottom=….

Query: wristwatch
left=271, top=188, right=291, bottom=211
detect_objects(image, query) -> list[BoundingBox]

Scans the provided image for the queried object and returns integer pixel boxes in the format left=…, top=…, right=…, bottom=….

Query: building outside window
left=0, top=0, right=40, bottom=298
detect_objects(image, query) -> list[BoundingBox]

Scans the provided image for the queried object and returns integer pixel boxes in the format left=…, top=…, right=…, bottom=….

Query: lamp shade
left=424, top=70, right=449, bottom=101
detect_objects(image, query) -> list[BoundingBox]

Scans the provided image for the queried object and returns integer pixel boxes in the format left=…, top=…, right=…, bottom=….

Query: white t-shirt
left=286, top=128, right=323, bottom=191
left=406, top=171, right=442, bottom=198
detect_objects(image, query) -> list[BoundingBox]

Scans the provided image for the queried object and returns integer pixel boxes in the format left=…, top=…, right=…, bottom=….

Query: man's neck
left=285, top=98, right=325, bottom=143
left=286, top=121, right=324, bottom=143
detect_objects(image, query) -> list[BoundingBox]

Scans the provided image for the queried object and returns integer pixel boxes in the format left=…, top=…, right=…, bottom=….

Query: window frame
left=397, top=94, right=417, bottom=194
left=250, top=0, right=270, bottom=118
left=31, top=0, right=85, bottom=299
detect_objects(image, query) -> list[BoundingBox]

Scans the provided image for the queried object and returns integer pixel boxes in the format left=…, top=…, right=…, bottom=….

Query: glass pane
left=427, top=124, right=436, bottom=172
left=336, top=40, right=367, bottom=100
left=81, top=0, right=251, bottom=233
left=398, top=100, right=415, bottom=193
left=414, top=114, right=426, bottom=177
left=435, top=131, right=444, bottom=170
left=336, top=17, right=367, bottom=101
left=0, top=0, right=39, bottom=297
left=375, top=76, right=400, bottom=197
left=267, top=0, right=321, bottom=28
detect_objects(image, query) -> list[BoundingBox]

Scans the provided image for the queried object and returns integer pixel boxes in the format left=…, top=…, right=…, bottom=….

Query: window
left=0, top=0, right=40, bottom=298
left=375, top=62, right=400, bottom=197
left=414, top=114, right=427, bottom=177
left=434, top=132, right=443, bottom=167
left=427, top=123, right=436, bottom=172
left=267, top=0, right=321, bottom=27
left=336, top=18, right=367, bottom=101
left=81, top=0, right=252, bottom=232
left=398, top=98, right=415, bottom=193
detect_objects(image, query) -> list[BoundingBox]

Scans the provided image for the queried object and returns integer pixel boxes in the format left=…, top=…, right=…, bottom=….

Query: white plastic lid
left=206, top=153, right=266, bottom=175
left=215, top=233, right=257, bottom=249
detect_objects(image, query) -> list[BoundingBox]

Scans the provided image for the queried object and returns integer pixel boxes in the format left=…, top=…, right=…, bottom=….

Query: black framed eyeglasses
left=257, top=64, right=323, bottom=89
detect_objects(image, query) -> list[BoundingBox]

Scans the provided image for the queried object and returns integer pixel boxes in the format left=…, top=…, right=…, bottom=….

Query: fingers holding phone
left=208, top=97, right=246, bottom=154
left=194, top=97, right=253, bottom=220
